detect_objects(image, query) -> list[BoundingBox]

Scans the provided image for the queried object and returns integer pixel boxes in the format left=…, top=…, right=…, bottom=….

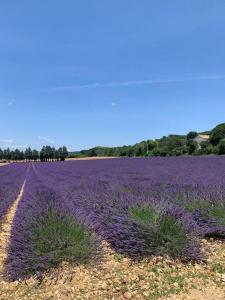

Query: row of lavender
left=4, top=164, right=99, bottom=280
left=0, top=163, right=28, bottom=228
left=4, top=165, right=67, bottom=279
left=4, top=156, right=225, bottom=280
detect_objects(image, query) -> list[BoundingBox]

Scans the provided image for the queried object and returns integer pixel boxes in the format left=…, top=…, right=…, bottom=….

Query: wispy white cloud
left=38, top=136, right=55, bottom=144
left=0, top=139, right=27, bottom=149
left=48, top=74, right=225, bottom=91
left=11, top=145, right=27, bottom=149
left=0, top=144, right=27, bottom=149
left=0, top=139, right=14, bottom=144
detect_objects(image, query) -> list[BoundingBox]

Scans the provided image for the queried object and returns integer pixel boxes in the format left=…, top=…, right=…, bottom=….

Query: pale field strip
left=0, top=163, right=9, bottom=167
left=66, top=156, right=119, bottom=161
left=0, top=181, right=26, bottom=276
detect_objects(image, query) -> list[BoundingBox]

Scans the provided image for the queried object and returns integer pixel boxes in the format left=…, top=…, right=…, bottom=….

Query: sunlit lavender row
left=0, top=163, right=28, bottom=228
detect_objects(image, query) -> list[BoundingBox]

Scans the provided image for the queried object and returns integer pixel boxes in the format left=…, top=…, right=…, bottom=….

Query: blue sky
left=1, top=1, right=225, bottom=151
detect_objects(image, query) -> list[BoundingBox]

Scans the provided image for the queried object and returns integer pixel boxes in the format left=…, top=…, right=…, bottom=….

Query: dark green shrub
left=210, top=123, right=225, bottom=145
left=217, top=139, right=225, bottom=155
left=186, top=140, right=198, bottom=155
left=187, top=131, right=198, bottom=140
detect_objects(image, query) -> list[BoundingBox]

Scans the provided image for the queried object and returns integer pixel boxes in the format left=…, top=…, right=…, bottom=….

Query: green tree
left=151, top=147, right=161, bottom=156
left=217, top=139, right=225, bottom=155
left=25, top=147, right=33, bottom=161
left=44, top=146, right=52, bottom=161
left=199, top=141, right=214, bottom=155
left=187, top=131, right=198, bottom=140
left=210, top=123, right=225, bottom=145
left=13, top=149, right=21, bottom=161
left=4, top=148, right=11, bottom=161
left=40, top=146, right=46, bottom=161
left=147, top=140, right=157, bottom=151
left=186, top=140, right=198, bottom=155
left=32, top=149, right=39, bottom=161
left=54, top=149, right=60, bottom=160
left=18, top=150, right=25, bottom=161
left=134, top=143, right=146, bottom=156
left=0, top=148, right=3, bottom=160
left=62, top=146, right=68, bottom=159
left=58, top=146, right=69, bottom=161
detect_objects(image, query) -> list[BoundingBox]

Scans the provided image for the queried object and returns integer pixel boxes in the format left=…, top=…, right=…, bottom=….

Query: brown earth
left=165, top=286, right=225, bottom=300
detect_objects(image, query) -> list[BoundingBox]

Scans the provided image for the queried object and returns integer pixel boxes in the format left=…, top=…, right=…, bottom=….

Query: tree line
left=70, top=123, right=225, bottom=158
left=1, top=123, right=225, bottom=162
left=0, top=146, right=69, bottom=162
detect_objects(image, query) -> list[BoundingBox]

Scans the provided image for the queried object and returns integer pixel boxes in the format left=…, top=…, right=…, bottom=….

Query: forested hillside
left=70, top=123, right=225, bottom=158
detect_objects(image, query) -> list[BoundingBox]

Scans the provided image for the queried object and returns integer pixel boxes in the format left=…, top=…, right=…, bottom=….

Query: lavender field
left=1, top=157, right=225, bottom=281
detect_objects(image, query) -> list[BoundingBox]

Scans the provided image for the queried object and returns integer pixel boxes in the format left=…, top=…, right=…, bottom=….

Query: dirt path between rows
left=0, top=181, right=26, bottom=276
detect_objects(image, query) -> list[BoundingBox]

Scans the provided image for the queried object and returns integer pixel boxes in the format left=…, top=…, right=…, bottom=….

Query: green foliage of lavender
left=31, top=209, right=98, bottom=267
left=130, top=205, right=201, bottom=260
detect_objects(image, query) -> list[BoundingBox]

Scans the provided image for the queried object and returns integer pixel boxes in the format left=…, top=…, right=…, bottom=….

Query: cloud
left=38, top=136, right=55, bottom=144
left=111, top=102, right=116, bottom=106
left=11, top=145, right=27, bottom=149
left=7, top=101, right=13, bottom=106
left=48, top=74, right=225, bottom=91
left=0, top=139, right=28, bottom=149
left=0, top=144, right=27, bottom=149
left=0, top=139, right=14, bottom=144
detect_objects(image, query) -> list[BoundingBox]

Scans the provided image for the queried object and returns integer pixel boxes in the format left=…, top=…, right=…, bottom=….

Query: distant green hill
left=69, top=123, right=225, bottom=158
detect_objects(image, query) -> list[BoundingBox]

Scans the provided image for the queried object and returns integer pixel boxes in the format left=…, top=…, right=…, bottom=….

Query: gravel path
left=0, top=239, right=224, bottom=299
left=165, top=286, right=225, bottom=300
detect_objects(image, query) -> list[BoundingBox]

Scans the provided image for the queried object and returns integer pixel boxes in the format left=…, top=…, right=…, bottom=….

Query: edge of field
left=0, top=163, right=9, bottom=167
left=66, top=156, right=119, bottom=161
